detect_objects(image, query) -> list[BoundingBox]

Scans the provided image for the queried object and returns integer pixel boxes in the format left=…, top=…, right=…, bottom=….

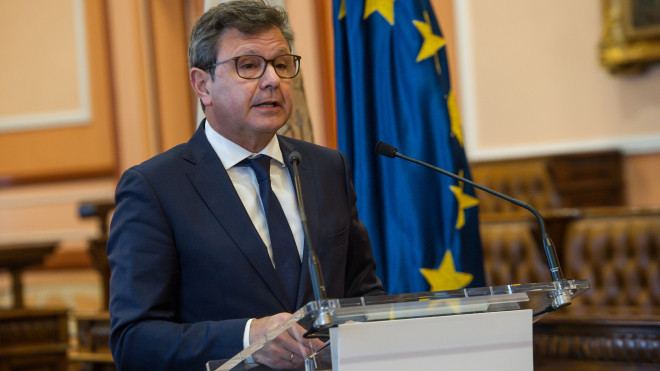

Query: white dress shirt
left=204, top=120, right=303, bottom=352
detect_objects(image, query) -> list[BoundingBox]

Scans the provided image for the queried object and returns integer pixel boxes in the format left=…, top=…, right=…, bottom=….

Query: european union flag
left=334, top=0, right=485, bottom=294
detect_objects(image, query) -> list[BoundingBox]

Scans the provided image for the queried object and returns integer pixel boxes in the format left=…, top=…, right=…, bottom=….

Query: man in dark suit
left=107, top=1, right=385, bottom=370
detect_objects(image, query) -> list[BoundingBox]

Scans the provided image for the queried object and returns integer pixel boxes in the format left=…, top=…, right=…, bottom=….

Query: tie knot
left=240, top=155, right=271, bottom=183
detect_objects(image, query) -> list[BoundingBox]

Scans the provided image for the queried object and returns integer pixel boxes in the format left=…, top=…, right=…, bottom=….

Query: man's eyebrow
left=236, top=47, right=291, bottom=56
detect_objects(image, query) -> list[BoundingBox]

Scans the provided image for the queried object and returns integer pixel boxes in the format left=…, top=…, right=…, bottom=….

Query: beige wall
left=457, top=0, right=660, bottom=157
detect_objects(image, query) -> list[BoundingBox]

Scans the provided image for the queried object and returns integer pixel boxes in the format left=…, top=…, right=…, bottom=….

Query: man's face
left=203, top=27, right=293, bottom=150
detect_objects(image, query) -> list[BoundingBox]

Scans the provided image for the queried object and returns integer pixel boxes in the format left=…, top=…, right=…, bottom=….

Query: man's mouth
left=255, top=101, right=280, bottom=108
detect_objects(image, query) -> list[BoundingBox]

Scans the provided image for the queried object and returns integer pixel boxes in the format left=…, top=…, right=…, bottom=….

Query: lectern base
left=329, top=309, right=533, bottom=371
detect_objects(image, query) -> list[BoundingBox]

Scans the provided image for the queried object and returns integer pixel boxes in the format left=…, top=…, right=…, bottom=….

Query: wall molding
left=466, top=133, right=660, bottom=162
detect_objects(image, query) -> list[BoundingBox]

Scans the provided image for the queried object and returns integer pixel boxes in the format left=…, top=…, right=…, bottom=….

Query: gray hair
left=188, top=0, right=295, bottom=78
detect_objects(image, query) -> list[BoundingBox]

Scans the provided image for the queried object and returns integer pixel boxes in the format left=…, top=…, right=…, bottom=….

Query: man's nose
left=259, top=62, right=281, bottom=89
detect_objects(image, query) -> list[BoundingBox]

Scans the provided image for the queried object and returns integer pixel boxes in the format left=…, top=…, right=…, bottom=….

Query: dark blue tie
left=240, top=155, right=301, bottom=307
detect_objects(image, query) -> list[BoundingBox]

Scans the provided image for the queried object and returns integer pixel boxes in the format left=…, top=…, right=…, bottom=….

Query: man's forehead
left=216, top=27, right=290, bottom=54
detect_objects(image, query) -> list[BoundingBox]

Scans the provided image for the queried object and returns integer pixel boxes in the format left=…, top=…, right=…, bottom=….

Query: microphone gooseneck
left=288, top=151, right=327, bottom=303
left=375, top=141, right=569, bottom=309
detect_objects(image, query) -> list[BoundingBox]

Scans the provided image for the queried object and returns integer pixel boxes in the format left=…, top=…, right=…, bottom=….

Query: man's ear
left=190, top=68, right=212, bottom=107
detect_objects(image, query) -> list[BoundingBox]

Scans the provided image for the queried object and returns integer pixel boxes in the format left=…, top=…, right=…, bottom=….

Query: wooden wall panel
left=150, top=0, right=196, bottom=150
left=0, top=0, right=116, bottom=184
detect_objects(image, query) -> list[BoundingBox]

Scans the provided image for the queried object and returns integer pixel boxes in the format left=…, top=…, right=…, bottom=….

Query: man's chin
left=249, top=116, right=290, bottom=133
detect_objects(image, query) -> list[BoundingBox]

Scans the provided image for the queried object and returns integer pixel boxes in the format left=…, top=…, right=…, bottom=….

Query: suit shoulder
left=279, top=136, right=346, bottom=161
left=124, top=143, right=188, bottom=177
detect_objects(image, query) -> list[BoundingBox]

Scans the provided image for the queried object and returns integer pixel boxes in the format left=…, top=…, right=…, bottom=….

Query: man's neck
left=206, top=121, right=277, bottom=153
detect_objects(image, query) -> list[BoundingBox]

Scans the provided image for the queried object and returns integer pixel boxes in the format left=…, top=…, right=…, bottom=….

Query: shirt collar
left=204, top=120, right=285, bottom=170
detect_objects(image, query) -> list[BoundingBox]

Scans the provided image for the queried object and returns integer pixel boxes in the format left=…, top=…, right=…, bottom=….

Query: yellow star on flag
left=450, top=177, right=479, bottom=229
left=338, top=0, right=346, bottom=20
left=363, top=0, right=395, bottom=25
left=447, top=91, right=464, bottom=147
left=413, top=17, right=445, bottom=62
left=420, top=250, right=473, bottom=291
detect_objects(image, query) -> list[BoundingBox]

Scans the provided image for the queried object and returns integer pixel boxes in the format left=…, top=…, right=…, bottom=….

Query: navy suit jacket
left=107, top=124, right=385, bottom=370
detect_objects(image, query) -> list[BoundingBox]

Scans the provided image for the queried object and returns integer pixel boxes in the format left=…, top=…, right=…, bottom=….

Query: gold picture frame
left=600, top=0, right=660, bottom=73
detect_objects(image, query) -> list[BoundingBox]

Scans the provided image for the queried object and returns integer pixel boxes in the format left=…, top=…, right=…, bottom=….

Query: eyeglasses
left=203, top=54, right=301, bottom=79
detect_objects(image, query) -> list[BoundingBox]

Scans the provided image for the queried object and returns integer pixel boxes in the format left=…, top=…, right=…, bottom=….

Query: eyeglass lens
left=236, top=55, right=299, bottom=79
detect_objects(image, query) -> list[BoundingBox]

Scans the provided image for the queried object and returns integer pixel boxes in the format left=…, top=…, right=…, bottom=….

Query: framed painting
left=600, top=0, right=660, bottom=73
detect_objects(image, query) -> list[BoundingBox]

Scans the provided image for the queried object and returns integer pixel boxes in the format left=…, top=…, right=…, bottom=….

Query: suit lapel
left=183, top=125, right=291, bottom=311
left=279, top=137, right=322, bottom=308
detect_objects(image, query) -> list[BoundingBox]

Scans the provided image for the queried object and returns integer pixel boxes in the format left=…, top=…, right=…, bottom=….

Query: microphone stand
left=376, top=141, right=572, bottom=310
left=288, top=151, right=334, bottom=333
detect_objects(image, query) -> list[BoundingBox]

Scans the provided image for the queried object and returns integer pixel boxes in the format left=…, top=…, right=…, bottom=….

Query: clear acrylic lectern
left=207, top=278, right=590, bottom=371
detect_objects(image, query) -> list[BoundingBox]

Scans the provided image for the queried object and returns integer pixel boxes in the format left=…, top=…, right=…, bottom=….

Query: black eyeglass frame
left=202, top=54, right=301, bottom=79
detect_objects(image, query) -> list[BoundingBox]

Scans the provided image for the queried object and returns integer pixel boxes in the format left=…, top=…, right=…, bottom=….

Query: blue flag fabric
left=333, top=0, right=485, bottom=294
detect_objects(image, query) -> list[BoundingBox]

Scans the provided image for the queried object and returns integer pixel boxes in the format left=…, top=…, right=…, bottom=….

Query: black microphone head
left=375, top=141, right=398, bottom=158
left=288, top=151, right=302, bottom=165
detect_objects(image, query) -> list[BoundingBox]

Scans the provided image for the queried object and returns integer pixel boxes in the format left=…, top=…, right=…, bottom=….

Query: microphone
left=288, top=151, right=328, bottom=303
left=375, top=141, right=571, bottom=309
left=288, top=151, right=333, bottom=334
